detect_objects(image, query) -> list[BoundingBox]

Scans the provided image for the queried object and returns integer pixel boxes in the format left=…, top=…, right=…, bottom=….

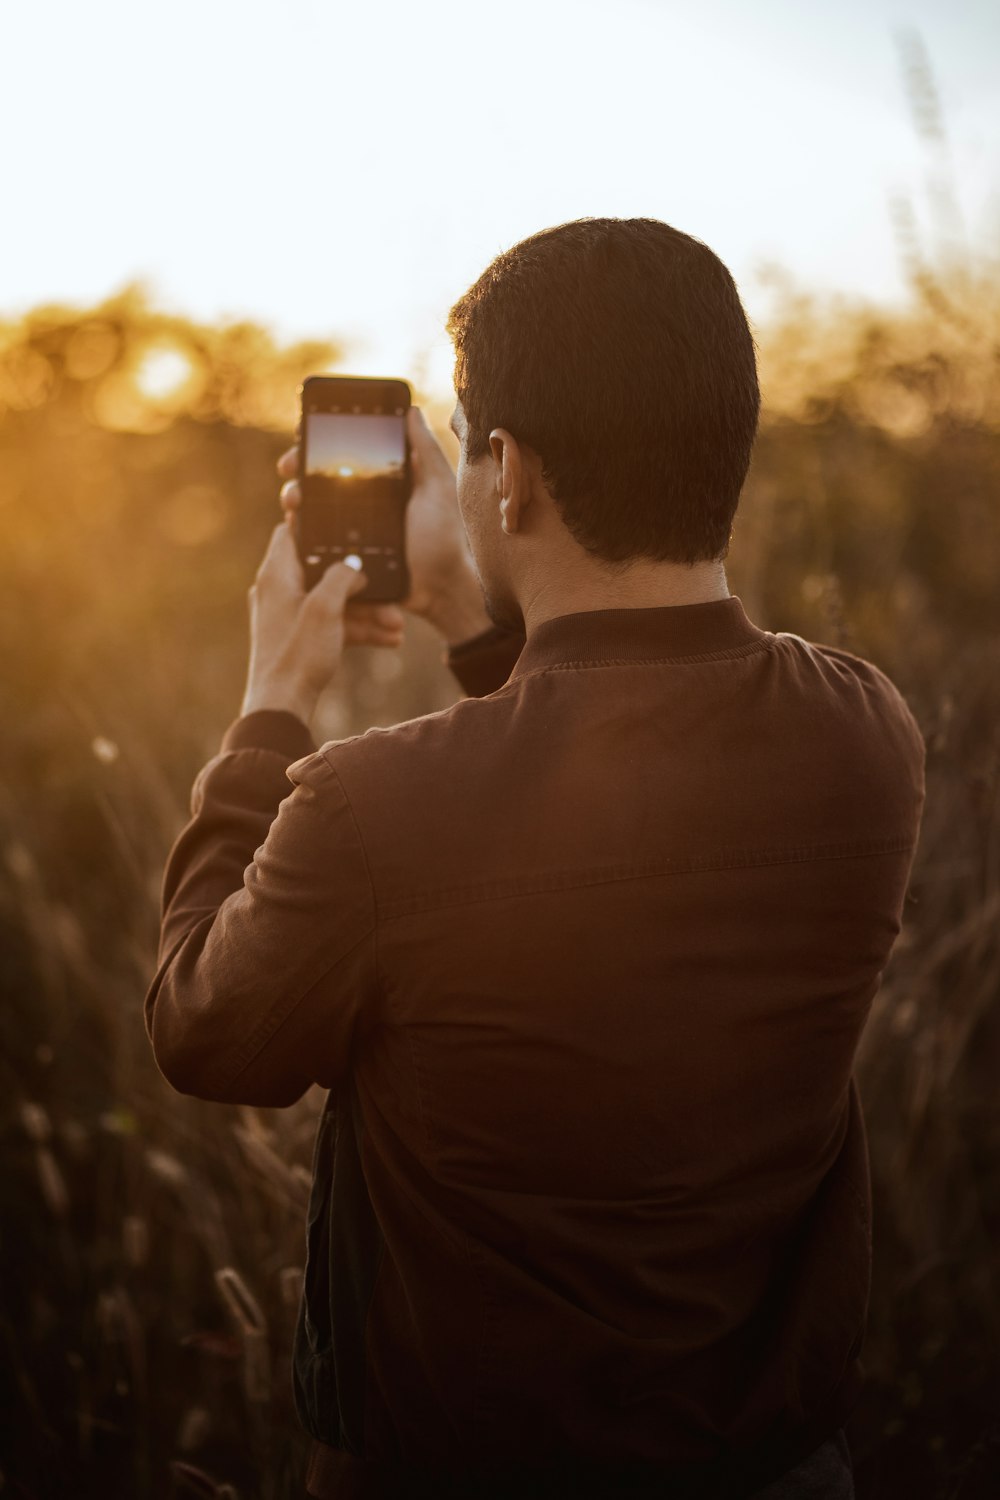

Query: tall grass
left=1, top=252, right=998, bottom=1498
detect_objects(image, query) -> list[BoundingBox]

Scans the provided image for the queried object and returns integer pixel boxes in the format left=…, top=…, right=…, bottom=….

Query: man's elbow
left=150, top=1020, right=229, bottom=1101
left=149, top=1016, right=306, bottom=1108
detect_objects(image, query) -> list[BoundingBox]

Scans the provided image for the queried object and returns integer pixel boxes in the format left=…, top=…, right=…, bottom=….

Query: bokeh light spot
left=0, top=347, right=54, bottom=411
left=158, top=483, right=229, bottom=547
left=91, top=736, right=120, bottom=764
left=135, top=345, right=193, bottom=402
left=64, top=322, right=120, bottom=382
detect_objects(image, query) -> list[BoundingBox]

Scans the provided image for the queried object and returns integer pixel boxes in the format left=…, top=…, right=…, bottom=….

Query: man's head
left=445, top=217, right=760, bottom=631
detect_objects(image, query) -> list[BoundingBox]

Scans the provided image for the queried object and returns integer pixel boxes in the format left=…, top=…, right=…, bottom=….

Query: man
left=146, top=217, right=926, bottom=1499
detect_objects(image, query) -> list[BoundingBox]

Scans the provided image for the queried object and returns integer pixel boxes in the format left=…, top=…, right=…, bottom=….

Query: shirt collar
left=509, top=595, right=773, bottom=678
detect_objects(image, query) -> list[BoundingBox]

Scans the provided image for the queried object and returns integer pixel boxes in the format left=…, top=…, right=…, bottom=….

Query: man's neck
left=519, top=559, right=731, bottom=636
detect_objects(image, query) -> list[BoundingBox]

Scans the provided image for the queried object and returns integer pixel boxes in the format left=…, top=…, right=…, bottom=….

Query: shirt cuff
left=219, top=709, right=318, bottom=761
left=446, top=625, right=526, bottom=698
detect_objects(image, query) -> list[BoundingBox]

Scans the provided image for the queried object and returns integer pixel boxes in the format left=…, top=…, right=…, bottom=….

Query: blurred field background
left=3, top=68, right=1000, bottom=1500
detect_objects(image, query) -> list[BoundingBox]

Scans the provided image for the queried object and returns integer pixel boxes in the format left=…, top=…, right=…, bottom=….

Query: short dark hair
left=446, top=217, right=760, bottom=565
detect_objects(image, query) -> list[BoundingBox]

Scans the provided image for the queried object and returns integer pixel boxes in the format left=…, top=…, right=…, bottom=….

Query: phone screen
left=299, top=379, right=411, bottom=600
left=304, top=412, right=406, bottom=488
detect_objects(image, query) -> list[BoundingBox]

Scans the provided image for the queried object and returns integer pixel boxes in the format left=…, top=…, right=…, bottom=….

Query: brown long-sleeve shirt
left=146, top=596, right=926, bottom=1497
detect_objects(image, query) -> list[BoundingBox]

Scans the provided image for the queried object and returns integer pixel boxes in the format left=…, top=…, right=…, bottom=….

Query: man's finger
left=351, top=602, right=406, bottom=631
left=344, top=619, right=405, bottom=648
left=280, top=479, right=302, bottom=512
left=344, top=611, right=406, bottom=639
left=256, top=520, right=302, bottom=589
left=277, top=446, right=299, bottom=479
left=309, top=560, right=369, bottom=615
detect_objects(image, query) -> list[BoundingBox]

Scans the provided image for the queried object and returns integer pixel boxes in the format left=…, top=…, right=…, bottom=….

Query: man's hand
left=277, top=406, right=492, bottom=646
left=241, top=521, right=398, bottom=723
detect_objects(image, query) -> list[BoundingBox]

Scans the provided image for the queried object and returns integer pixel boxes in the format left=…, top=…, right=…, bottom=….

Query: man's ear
left=489, top=428, right=527, bottom=535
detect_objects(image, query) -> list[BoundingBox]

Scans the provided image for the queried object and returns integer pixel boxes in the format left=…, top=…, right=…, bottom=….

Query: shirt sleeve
left=446, top=624, right=526, bottom=698
left=144, top=712, right=377, bottom=1108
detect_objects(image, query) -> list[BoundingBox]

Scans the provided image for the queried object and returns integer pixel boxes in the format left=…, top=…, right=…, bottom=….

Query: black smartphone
left=297, top=375, right=412, bottom=601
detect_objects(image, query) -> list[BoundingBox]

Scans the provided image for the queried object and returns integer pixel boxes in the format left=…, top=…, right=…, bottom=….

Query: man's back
left=280, top=597, right=925, bottom=1486
left=143, top=219, right=925, bottom=1498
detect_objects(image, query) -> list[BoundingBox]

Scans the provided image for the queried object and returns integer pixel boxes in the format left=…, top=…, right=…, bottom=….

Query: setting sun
left=0, top=1, right=995, bottom=388
left=134, top=345, right=192, bottom=402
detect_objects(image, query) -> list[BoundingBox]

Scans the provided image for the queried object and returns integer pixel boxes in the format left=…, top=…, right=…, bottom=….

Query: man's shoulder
left=775, top=629, right=899, bottom=687
left=773, top=631, right=925, bottom=744
left=299, top=681, right=522, bottom=797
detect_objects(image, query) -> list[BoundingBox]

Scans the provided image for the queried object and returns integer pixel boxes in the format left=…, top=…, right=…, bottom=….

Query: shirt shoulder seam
left=510, top=637, right=775, bottom=679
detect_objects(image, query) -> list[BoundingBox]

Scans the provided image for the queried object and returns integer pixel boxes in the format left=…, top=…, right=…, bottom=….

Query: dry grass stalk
left=4, top=838, right=38, bottom=883
left=214, top=1267, right=270, bottom=1405
left=35, top=1146, right=69, bottom=1218
left=279, top=1265, right=303, bottom=1310
left=214, top=1268, right=265, bottom=1337
left=95, top=1285, right=147, bottom=1408
left=232, top=1122, right=310, bottom=1212
left=145, top=1147, right=190, bottom=1188
left=176, top=1405, right=212, bottom=1453
left=169, top=1459, right=240, bottom=1498
left=122, top=1214, right=149, bottom=1267
left=59, top=1118, right=90, bottom=1159
left=19, top=1100, right=51, bottom=1143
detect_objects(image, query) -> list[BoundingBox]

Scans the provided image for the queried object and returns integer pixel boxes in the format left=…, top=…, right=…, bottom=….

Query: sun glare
left=134, top=345, right=192, bottom=402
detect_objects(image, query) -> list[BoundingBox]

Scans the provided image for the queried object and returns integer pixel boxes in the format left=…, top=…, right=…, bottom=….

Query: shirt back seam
left=376, top=834, right=917, bottom=923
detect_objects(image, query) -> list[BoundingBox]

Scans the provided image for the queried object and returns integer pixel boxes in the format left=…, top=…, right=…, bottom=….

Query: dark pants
left=749, top=1428, right=855, bottom=1499
left=306, top=1428, right=856, bottom=1499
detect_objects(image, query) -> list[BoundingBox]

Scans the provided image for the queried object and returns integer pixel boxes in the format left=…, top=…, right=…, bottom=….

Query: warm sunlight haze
left=1, top=0, right=997, bottom=388
left=2, top=5, right=999, bottom=1497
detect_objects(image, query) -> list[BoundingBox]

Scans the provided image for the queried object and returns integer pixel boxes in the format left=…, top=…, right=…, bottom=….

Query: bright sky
left=3, top=0, right=997, bottom=395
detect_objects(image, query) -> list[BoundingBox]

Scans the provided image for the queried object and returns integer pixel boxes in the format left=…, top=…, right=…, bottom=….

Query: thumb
left=310, top=559, right=368, bottom=616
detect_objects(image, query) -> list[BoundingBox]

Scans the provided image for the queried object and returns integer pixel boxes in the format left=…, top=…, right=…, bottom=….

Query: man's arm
left=144, top=529, right=381, bottom=1107
left=145, top=710, right=377, bottom=1108
left=145, top=395, right=518, bottom=1108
